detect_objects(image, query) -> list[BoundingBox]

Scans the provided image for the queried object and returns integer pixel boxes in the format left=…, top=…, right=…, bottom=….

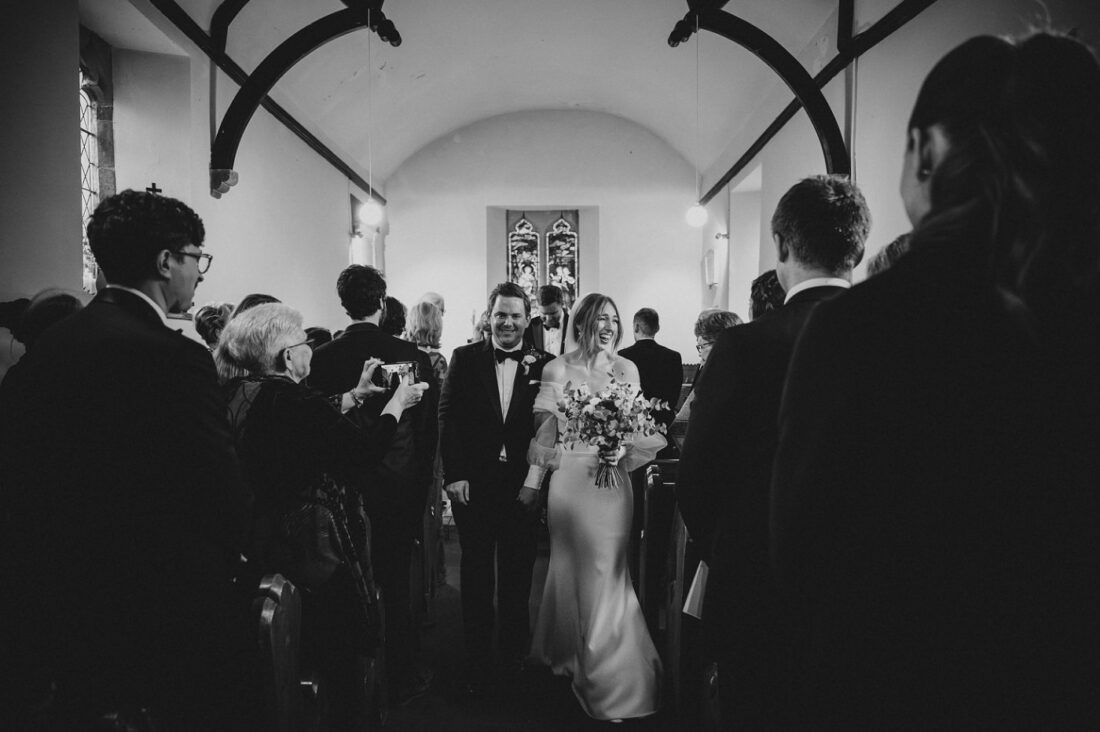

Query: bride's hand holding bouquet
left=557, top=376, right=667, bottom=489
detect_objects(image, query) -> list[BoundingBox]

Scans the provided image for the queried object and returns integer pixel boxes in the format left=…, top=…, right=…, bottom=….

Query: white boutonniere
left=520, top=350, right=540, bottom=376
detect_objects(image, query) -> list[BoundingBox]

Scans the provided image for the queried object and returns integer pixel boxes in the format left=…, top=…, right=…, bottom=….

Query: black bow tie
left=495, top=348, right=523, bottom=364
left=542, top=323, right=558, bottom=331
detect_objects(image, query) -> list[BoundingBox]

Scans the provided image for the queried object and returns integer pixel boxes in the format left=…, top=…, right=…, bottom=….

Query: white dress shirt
left=542, top=324, right=562, bottom=355
left=493, top=338, right=522, bottom=460
left=783, top=277, right=851, bottom=304
left=105, top=284, right=170, bottom=327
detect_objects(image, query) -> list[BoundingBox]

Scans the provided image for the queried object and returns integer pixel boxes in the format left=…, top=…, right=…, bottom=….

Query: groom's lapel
left=477, top=340, right=504, bottom=423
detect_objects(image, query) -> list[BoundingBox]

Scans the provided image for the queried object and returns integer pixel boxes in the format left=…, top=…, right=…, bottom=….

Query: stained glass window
left=506, top=210, right=580, bottom=306
left=79, top=70, right=100, bottom=294
left=546, top=217, right=578, bottom=306
left=508, top=217, right=541, bottom=300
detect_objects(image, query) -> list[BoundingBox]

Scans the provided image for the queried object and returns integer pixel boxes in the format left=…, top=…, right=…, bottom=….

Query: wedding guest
left=469, top=310, right=490, bottom=343
left=13, top=289, right=84, bottom=351
left=523, top=284, right=569, bottom=355
left=772, top=33, right=1100, bottom=726
left=219, top=294, right=281, bottom=383
left=749, top=269, right=785, bottom=320
left=382, top=295, right=407, bottom=337
left=669, top=308, right=741, bottom=451
left=231, top=292, right=280, bottom=319
left=406, top=300, right=448, bottom=384
left=308, top=265, right=438, bottom=705
left=305, top=326, right=333, bottom=348
left=678, top=175, right=870, bottom=728
left=618, top=307, right=683, bottom=429
left=0, top=190, right=253, bottom=728
left=440, top=282, right=552, bottom=696
left=405, top=299, right=449, bottom=587
left=865, top=231, right=912, bottom=276
left=219, top=302, right=427, bottom=728
left=194, top=301, right=233, bottom=349
left=418, top=290, right=446, bottom=315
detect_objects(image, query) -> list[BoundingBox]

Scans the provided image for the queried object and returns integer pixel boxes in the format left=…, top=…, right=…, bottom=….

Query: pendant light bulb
left=686, top=203, right=708, bottom=228
left=358, top=199, right=385, bottom=227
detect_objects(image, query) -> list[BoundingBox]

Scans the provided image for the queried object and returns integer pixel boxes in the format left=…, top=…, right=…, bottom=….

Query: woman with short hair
left=217, top=302, right=427, bottom=728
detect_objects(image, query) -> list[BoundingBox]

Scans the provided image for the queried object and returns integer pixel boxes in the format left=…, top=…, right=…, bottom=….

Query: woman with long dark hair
left=772, top=33, right=1100, bottom=726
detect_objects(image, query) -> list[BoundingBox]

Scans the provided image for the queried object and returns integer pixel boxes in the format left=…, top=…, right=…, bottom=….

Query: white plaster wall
left=0, top=0, right=81, bottom=380
left=728, top=187, right=762, bottom=319
left=113, top=50, right=191, bottom=200
left=383, top=110, right=701, bottom=360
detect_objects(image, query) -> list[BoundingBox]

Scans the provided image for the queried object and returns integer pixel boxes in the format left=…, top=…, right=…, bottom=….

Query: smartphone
left=380, top=360, right=419, bottom=387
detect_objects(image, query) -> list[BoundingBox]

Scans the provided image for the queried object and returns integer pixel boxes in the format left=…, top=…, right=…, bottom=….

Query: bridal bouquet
left=557, top=377, right=667, bottom=489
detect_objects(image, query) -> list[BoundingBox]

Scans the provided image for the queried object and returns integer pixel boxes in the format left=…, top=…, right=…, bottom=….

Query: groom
left=439, top=281, right=551, bottom=695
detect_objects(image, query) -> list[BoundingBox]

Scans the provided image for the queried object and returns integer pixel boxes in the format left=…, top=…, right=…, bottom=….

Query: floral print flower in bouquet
left=556, top=376, right=668, bottom=489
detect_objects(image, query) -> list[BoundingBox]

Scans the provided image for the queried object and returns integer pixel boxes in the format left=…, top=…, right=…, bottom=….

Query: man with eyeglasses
left=0, top=190, right=254, bottom=728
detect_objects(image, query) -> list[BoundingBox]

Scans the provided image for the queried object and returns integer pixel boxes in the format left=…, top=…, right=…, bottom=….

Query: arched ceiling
left=84, top=0, right=857, bottom=184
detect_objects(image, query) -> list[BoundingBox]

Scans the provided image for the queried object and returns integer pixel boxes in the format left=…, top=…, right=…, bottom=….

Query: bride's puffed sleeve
left=620, top=430, right=666, bottom=472
left=523, top=381, right=562, bottom=490
left=619, top=378, right=667, bottom=472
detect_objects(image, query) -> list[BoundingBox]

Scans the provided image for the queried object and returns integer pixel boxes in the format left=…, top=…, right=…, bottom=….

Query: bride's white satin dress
left=528, top=380, right=664, bottom=721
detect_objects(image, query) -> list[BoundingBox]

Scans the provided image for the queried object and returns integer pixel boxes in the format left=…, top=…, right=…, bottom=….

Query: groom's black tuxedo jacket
left=439, top=340, right=550, bottom=495
left=676, top=284, right=847, bottom=658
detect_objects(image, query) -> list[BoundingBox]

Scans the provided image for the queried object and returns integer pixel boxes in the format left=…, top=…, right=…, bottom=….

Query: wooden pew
left=255, top=574, right=302, bottom=732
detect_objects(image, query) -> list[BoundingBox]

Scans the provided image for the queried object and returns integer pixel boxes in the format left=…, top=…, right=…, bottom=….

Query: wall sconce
left=715, top=232, right=729, bottom=240
left=703, top=250, right=717, bottom=288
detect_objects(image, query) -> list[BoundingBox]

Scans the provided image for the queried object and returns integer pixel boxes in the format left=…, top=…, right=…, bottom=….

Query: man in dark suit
left=676, top=175, right=870, bottom=728
left=440, top=282, right=551, bottom=695
left=523, top=284, right=569, bottom=355
left=618, top=307, right=683, bottom=428
left=0, top=190, right=253, bottom=728
left=308, top=264, right=438, bottom=704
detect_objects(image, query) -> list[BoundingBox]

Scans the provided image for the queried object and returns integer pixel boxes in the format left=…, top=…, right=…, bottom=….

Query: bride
left=524, top=292, right=664, bottom=721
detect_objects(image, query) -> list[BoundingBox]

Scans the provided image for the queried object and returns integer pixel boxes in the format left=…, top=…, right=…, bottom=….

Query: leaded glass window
left=80, top=70, right=100, bottom=294
left=506, top=210, right=579, bottom=305
left=508, top=216, right=541, bottom=300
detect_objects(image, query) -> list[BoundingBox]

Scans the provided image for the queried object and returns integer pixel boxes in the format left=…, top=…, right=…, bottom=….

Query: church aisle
left=384, top=531, right=670, bottom=731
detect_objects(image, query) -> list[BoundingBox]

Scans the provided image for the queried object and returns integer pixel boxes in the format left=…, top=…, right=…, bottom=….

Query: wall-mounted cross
left=146, top=183, right=162, bottom=195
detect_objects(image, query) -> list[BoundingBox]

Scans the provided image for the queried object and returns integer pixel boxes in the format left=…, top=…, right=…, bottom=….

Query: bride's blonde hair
left=571, top=293, right=623, bottom=358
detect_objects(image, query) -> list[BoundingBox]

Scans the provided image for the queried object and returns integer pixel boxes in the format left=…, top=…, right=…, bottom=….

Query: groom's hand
left=445, top=480, right=470, bottom=506
left=517, top=486, right=539, bottom=511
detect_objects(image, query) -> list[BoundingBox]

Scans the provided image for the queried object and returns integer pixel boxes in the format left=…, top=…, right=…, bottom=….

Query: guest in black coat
left=219, top=302, right=426, bottom=728
left=0, top=190, right=254, bottom=728
left=772, top=33, right=1100, bottom=727
left=523, top=284, right=569, bottom=355
left=618, top=307, right=683, bottom=428
left=677, top=175, right=870, bottom=728
left=308, top=264, right=438, bottom=703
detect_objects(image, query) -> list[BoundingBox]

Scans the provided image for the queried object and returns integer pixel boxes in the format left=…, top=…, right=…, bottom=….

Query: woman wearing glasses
left=217, top=302, right=427, bottom=728
left=669, top=308, right=742, bottom=450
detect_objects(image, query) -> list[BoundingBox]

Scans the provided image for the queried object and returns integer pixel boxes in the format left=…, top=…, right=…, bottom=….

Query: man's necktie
left=495, top=348, right=523, bottom=364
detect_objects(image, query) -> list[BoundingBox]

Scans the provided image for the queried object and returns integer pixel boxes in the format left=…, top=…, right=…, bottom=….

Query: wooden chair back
left=256, top=574, right=302, bottom=732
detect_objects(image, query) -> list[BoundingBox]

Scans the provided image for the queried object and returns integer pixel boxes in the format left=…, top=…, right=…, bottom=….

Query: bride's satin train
left=528, top=381, right=663, bottom=721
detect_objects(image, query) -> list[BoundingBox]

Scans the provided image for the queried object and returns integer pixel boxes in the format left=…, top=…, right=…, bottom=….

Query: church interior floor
left=384, top=529, right=670, bottom=731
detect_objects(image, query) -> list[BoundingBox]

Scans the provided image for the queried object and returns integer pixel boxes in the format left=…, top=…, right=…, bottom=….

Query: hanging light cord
left=694, top=11, right=701, bottom=203
left=367, top=8, right=374, bottom=203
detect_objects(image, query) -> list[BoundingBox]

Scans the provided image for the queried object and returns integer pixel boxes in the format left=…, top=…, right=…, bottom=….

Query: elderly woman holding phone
left=217, top=302, right=427, bottom=729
